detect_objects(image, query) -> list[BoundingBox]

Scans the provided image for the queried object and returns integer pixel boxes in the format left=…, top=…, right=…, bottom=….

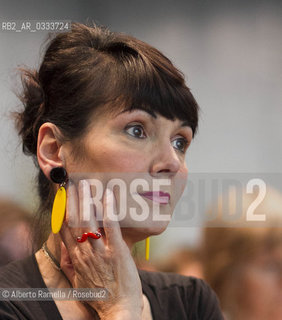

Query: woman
left=0, top=22, right=223, bottom=319
left=201, top=186, right=282, bottom=320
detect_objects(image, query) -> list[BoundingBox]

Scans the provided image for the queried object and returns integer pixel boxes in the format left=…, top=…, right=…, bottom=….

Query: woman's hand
left=59, top=180, right=144, bottom=320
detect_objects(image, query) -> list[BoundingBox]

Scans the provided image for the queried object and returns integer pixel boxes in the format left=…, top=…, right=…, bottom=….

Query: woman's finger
left=66, top=180, right=79, bottom=227
left=60, top=241, right=75, bottom=286
left=103, top=188, right=123, bottom=249
left=59, top=220, right=77, bottom=260
left=78, top=179, right=104, bottom=252
left=60, top=179, right=106, bottom=263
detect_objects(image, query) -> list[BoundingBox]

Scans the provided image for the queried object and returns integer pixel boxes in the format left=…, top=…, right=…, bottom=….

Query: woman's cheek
left=177, top=171, right=188, bottom=198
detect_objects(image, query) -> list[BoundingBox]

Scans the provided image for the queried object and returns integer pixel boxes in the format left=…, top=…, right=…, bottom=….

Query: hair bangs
left=108, top=46, right=199, bottom=135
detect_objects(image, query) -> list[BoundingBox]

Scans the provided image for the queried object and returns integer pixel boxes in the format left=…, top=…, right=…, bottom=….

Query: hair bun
left=15, top=68, right=45, bottom=157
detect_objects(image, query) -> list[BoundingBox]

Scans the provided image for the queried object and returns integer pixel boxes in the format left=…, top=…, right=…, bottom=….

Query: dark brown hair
left=14, top=22, right=199, bottom=249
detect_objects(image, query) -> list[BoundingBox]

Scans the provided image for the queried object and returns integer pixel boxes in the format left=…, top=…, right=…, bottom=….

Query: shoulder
left=0, top=255, right=35, bottom=288
left=138, top=268, right=215, bottom=298
left=139, top=268, right=196, bottom=288
left=0, top=256, right=34, bottom=319
left=0, top=255, right=59, bottom=320
left=138, top=269, right=224, bottom=320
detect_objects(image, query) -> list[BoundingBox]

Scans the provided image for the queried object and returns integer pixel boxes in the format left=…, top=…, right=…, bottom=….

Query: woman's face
left=64, top=108, right=193, bottom=242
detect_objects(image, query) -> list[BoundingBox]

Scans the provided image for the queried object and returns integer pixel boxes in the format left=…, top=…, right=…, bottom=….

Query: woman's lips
left=138, top=191, right=170, bottom=204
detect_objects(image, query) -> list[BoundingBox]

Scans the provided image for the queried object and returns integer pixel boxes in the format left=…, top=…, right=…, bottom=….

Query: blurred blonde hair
left=201, top=186, right=282, bottom=312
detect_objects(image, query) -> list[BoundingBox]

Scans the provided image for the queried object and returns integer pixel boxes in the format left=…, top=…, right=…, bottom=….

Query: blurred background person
left=201, top=186, right=282, bottom=320
left=0, top=198, right=32, bottom=266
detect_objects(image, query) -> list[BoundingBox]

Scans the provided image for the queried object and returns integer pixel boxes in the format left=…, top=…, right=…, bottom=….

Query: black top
left=0, top=255, right=223, bottom=319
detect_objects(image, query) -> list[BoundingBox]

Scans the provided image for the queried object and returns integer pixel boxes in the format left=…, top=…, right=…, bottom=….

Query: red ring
left=77, top=232, right=102, bottom=243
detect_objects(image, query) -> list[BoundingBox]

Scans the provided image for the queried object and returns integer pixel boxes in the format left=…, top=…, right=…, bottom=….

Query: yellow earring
left=145, top=237, right=150, bottom=260
left=51, top=186, right=66, bottom=234
left=50, top=167, right=68, bottom=234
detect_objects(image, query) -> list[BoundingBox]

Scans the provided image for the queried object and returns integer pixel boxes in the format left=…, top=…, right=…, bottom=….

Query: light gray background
left=0, top=0, right=281, bottom=260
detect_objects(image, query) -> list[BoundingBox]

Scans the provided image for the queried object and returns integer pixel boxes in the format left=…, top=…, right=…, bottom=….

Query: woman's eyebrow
left=181, top=120, right=191, bottom=127
left=116, top=108, right=192, bottom=129
left=116, top=107, right=157, bottom=119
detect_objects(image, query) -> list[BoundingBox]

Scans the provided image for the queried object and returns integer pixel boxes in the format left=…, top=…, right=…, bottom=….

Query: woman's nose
left=149, top=143, right=181, bottom=177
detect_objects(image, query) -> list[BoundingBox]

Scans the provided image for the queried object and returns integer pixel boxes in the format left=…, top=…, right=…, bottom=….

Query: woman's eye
left=172, top=137, right=189, bottom=153
left=125, top=124, right=146, bottom=139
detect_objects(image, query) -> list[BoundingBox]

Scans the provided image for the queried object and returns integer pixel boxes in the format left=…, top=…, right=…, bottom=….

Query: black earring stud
left=50, top=167, right=68, bottom=185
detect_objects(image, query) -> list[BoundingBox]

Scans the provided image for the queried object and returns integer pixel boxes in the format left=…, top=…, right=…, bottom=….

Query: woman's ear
left=37, top=123, right=65, bottom=180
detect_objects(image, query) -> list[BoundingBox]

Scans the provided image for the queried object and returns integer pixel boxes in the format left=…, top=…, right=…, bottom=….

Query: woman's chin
left=121, top=222, right=169, bottom=242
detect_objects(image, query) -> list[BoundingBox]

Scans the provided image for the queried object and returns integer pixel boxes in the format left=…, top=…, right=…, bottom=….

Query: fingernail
left=79, top=179, right=87, bottom=186
left=105, top=188, right=113, bottom=202
left=79, top=179, right=90, bottom=193
left=105, top=188, right=117, bottom=214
